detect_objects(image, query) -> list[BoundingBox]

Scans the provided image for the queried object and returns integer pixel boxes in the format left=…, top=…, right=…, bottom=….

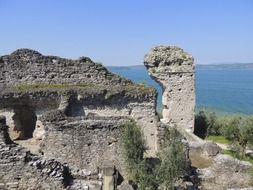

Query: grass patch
left=206, top=135, right=230, bottom=144
left=125, top=83, right=156, bottom=96
left=137, top=82, right=157, bottom=95
left=16, top=83, right=93, bottom=90
left=223, top=149, right=253, bottom=164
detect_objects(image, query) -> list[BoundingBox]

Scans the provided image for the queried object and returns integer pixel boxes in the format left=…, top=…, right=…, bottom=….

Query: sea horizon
left=108, top=63, right=253, bottom=115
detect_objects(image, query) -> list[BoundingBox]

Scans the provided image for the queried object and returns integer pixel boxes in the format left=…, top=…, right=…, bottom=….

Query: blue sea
left=108, top=66, right=253, bottom=115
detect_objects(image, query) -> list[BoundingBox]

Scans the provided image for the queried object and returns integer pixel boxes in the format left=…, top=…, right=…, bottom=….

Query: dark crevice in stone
left=12, top=107, right=37, bottom=140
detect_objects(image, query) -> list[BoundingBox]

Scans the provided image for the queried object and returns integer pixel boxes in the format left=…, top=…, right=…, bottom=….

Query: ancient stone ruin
left=0, top=49, right=159, bottom=189
left=0, top=47, right=252, bottom=189
left=144, top=46, right=195, bottom=132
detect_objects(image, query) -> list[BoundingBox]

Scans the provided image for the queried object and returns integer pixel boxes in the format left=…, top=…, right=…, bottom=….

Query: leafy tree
left=156, top=128, right=188, bottom=190
left=194, top=110, right=222, bottom=138
left=134, top=160, right=159, bottom=190
left=223, top=116, right=253, bottom=158
left=121, top=121, right=159, bottom=190
left=121, top=121, right=146, bottom=181
left=206, top=111, right=221, bottom=136
left=121, top=122, right=189, bottom=190
left=194, top=110, right=208, bottom=139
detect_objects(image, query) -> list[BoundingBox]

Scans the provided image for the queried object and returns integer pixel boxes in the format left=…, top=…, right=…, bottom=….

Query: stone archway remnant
left=12, top=107, right=37, bottom=139
left=144, top=45, right=195, bottom=132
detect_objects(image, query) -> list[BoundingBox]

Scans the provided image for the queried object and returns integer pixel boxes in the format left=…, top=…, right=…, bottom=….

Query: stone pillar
left=102, top=166, right=116, bottom=190
left=144, top=46, right=195, bottom=132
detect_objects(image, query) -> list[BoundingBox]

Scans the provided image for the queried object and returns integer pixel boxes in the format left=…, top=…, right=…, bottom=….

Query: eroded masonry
left=0, top=49, right=159, bottom=189
left=0, top=47, right=252, bottom=190
left=144, top=46, right=195, bottom=132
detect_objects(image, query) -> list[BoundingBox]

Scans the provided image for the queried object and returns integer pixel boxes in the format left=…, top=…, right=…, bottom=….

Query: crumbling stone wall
left=0, top=116, right=71, bottom=190
left=144, top=45, right=195, bottom=132
left=0, top=48, right=160, bottom=189
left=0, top=115, right=123, bottom=190
left=69, top=92, right=158, bottom=153
left=0, top=49, right=159, bottom=153
left=0, top=86, right=158, bottom=154
left=0, top=49, right=130, bottom=87
left=40, top=111, right=128, bottom=175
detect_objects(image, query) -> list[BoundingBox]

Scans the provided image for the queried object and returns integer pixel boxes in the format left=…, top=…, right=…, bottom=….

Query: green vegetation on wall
left=16, top=83, right=93, bottom=90
left=156, top=128, right=188, bottom=189
left=121, top=121, right=146, bottom=180
left=121, top=121, right=188, bottom=190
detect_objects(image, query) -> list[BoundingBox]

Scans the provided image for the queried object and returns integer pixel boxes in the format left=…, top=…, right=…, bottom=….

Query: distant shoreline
left=156, top=106, right=251, bottom=116
left=108, top=62, right=253, bottom=70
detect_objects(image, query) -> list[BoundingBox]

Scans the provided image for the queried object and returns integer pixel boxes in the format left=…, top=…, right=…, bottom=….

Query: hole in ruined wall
left=116, top=172, right=124, bottom=186
left=12, top=107, right=37, bottom=140
left=65, top=103, right=85, bottom=117
left=87, top=143, right=91, bottom=146
left=178, top=88, right=182, bottom=91
left=0, top=108, right=44, bottom=154
left=65, top=95, right=85, bottom=117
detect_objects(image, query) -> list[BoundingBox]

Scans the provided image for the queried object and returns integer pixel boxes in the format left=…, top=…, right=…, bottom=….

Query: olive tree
left=156, top=128, right=189, bottom=190
left=223, top=116, right=253, bottom=158
left=194, top=110, right=208, bottom=139
left=121, top=122, right=189, bottom=190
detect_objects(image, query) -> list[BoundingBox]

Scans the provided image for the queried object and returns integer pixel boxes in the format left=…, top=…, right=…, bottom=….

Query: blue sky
left=0, top=0, right=252, bottom=66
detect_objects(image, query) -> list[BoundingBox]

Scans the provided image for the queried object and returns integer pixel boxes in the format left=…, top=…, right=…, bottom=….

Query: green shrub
left=121, top=121, right=159, bottom=190
left=223, top=149, right=253, bottom=164
left=121, top=121, right=146, bottom=181
left=194, top=110, right=222, bottom=139
left=222, top=116, right=253, bottom=158
left=194, top=110, right=222, bottom=138
left=206, top=112, right=222, bottom=136
left=156, top=128, right=188, bottom=190
left=195, top=111, right=253, bottom=160
left=121, top=122, right=188, bottom=190
left=194, top=111, right=208, bottom=139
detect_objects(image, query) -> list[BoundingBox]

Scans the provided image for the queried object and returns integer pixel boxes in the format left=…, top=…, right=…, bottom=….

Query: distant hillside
left=197, top=63, right=253, bottom=70
left=108, top=63, right=253, bottom=70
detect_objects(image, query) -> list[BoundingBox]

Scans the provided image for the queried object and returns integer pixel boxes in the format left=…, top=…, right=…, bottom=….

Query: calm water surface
left=108, top=66, right=253, bottom=115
